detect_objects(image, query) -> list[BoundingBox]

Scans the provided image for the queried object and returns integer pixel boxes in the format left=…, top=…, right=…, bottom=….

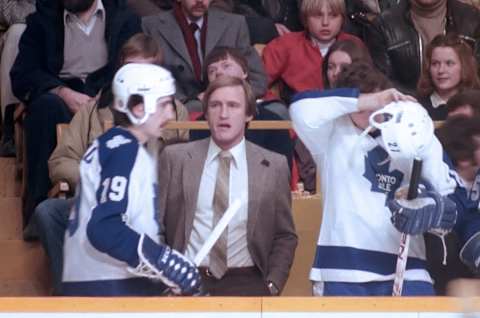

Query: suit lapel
left=205, top=10, right=228, bottom=57
left=246, top=142, right=268, bottom=241
left=157, top=13, right=194, bottom=71
left=183, top=139, right=210, bottom=246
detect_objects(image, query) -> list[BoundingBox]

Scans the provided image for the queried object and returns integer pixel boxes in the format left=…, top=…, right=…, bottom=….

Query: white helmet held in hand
left=369, top=101, right=434, bottom=160
left=112, top=63, right=176, bottom=125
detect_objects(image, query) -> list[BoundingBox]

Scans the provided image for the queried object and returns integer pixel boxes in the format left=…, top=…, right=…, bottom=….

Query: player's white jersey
left=63, top=127, right=160, bottom=287
left=290, top=89, right=457, bottom=284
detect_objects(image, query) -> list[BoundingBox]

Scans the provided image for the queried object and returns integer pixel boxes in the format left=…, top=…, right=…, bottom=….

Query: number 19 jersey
left=63, top=127, right=161, bottom=286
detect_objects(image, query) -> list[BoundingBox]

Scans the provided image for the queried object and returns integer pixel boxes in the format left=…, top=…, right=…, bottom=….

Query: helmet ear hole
left=127, top=94, right=146, bottom=120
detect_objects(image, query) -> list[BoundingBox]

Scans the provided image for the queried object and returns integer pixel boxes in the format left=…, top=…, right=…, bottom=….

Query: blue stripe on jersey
left=322, top=280, right=434, bottom=296
left=86, top=127, right=141, bottom=268
left=61, top=277, right=167, bottom=296
left=312, top=246, right=427, bottom=275
left=291, top=88, right=360, bottom=103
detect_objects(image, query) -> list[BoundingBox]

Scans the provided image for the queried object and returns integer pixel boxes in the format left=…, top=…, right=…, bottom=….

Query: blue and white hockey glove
left=460, top=232, right=480, bottom=272
left=388, top=182, right=457, bottom=236
left=129, top=234, right=201, bottom=295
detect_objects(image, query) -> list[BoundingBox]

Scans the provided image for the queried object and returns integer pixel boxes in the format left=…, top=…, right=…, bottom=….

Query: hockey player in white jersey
left=290, top=62, right=458, bottom=296
left=61, top=64, right=201, bottom=296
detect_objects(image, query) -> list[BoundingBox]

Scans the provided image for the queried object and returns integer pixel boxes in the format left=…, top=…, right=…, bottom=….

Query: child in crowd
left=61, top=64, right=201, bottom=296
left=262, top=0, right=364, bottom=100
left=322, top=39, right=373, bottom=88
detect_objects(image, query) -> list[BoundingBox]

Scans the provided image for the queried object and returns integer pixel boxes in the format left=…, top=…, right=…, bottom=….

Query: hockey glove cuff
left=129, top=234, right=202, bottom=295
left=388, top=182, right=457, bottom=235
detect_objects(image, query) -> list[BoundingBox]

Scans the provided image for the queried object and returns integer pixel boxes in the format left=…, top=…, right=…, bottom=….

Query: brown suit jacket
left=158, top=138, right=297, bottom=291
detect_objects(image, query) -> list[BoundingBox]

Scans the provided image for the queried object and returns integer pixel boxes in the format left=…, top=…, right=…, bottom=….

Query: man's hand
left=275, top=23, right=290, bottom=36
left=57, top=86, right=93, bottom=114
left=358, top=88, right=417, bottom=112
left=388, top=182, right=457, bottom=235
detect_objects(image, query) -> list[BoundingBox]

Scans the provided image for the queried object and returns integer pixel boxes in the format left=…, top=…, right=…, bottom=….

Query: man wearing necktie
left=158, top=76, right=297, bottom=296
left=142, top=0, right=267, bottom=113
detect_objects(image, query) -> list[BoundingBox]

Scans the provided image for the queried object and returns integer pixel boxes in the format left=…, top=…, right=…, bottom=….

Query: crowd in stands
left=0, top=0, right=479, bottom=297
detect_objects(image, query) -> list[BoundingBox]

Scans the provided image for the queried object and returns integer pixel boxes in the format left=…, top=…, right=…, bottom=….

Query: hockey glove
left=387, top=182, right=457, bottom=235
left=460, top=232, right=480, bottom=272
left=130, top=234, right=201, bottom=295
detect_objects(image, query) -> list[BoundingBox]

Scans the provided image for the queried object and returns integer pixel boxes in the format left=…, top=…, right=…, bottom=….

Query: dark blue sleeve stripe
left=312, top=246, right=427, bottom=275
left=87, top=128, right=141, bottom=268
left=291, top=88, right=360, bottom=103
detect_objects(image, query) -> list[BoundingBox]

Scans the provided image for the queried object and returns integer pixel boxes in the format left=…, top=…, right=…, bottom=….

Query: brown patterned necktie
left=209, top=150, right=232, bottom=279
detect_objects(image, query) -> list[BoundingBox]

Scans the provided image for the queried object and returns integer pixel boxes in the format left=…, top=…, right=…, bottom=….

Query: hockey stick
left=193, top=198, right=242, bottom=266
left=392, top=157, right=422, bottom=296
left=163, top=198, right=242, bottom=296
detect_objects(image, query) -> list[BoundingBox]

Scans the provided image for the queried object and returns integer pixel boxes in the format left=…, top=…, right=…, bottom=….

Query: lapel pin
left=261, top=159, right=270, bottom=167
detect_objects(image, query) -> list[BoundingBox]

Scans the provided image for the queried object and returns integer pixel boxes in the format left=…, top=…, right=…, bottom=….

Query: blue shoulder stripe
left=87, top=127, right=141, bottom=267
left=291, top=88, right=360, bottom=103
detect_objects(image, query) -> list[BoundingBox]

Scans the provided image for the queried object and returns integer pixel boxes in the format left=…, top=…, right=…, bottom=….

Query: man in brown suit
left=158, top=76, right=297, bottom=296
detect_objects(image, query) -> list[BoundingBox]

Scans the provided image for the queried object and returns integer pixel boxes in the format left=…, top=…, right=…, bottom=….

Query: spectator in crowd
left=158, top=76, right=297, bottom=296
left=34, top=33, right=190, bottom=295
left=344, top=0, right=398, bottom=41
left=61, top=63, right=201, bottom=296
left=0, top=0, right=35, bottom=156
left=189, top=47, right=294, bottom=168
left=262, top=0, right=364, bottom=102
left=417, top=33, right=480, bottom=120
left=322, top=39, right=373, bottom=88
left=290, top=62, right=458, bottom=295
left=366, top=0, right=480, bottom=94
left=10, top=0, right=141, bottom=232
left=142, top=0, right=267, bottom=113
left=446, top=89, right=480, bottom=118
left=428, top=115, right=480, bottom=295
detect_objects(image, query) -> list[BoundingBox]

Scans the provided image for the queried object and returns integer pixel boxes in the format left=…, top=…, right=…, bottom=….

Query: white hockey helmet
left=368, top=101, right=434, bottom=160
left=112, top=63, right=176, bottom=125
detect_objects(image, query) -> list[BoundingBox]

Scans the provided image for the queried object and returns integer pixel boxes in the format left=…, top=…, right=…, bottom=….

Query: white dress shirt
left=63, top=0, right=105, bottom=36
left=185, top=138, right=254, bottom=268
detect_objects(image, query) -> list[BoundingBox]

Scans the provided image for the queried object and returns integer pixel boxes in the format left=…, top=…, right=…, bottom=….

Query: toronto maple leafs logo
left=106, top=135, right=132, bottom=149
left=363, top=145, right=404, bottom=205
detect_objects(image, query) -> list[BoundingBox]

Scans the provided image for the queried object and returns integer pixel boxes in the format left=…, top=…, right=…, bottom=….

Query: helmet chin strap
left=349, top=124, right=375, bottom=169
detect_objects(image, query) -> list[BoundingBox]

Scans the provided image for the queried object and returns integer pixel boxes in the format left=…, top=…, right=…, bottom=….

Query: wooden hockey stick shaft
left=392, top=157, right=423, bottom=296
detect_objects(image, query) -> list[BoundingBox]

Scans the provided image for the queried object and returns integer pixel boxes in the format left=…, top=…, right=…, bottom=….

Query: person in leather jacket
left=365, top=0, right=480, bottom=94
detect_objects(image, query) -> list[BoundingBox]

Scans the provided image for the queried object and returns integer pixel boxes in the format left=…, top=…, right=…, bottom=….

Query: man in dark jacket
left=365, top=0, right=480, bottom=94
left=10, top=0, right=140, bottom=232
